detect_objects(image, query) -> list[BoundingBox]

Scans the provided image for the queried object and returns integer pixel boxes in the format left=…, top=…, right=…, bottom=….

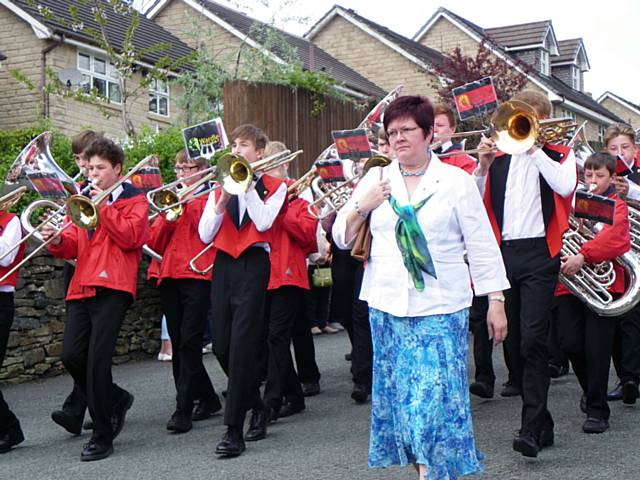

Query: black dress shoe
left=51, top=410, right=83, bottom=435
left=192, top=396, right=222, bottom=421
left=622, top=380, right=639, bottom=405
left=351, top=383, right=369, bottom=404
left=112, top=391, right=134, bottom=439
left=549, top=363, right=569, bottom=379
left=580, top=394, right=587, bottom=414
left=583, top=417, right=609, bottom=434
left=215, top=427, right=245, bottom=457
left=279, top=402, right=305, bottom=418
left=469, top=381, right=494, bottom=399
left=608, top=382, right=623, bottom=401
left=539, top=429, right=554, bottom=449
left=513, top=431, right=539, bottom=458
left=245, top=406, right=272, bottom=442
left=301, top=382, right=320, bottom=397
left=80, top=437, right=113, bottom=462
left=500, top=382, right=521, bottom=398
left=0, top=421, right=24, bottom=454
left=83, top=419, right=94, bottom=430
left=166, top=410, right=193, bottom=433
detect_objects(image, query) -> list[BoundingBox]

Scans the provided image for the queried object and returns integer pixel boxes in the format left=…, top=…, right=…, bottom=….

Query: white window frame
left=598, top=125, right=606, bottom=144
left=540, top=50, right=550, bottom=75
left=571, top=66, right=579, bottom=90
left=560, top=108, right=576, bottom=121
left=77, top=50, right=122, bottom=104
left=148, top=78, right=170, bottom=117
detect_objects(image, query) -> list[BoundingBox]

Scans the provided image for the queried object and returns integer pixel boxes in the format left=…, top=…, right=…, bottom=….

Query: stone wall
left=0, top=251, right=162, bottom=386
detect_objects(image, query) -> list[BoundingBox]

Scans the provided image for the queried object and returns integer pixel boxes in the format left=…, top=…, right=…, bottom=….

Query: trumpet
left=433, top=100, right=577, bottom=157
left=308, top=155, right=391, bottom=219
left=287, top=166, right=318, bottom=201
left=0, top=157, right=154, bottom=283
left=0, top=186, right=28, bottom=211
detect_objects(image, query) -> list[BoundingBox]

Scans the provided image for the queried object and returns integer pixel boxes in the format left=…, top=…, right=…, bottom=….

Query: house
left=145, top=0, right=386, bottom=101
left=304, top=5, right=448, bottom=99
left=597, top=92, right=640, bottom=131
left=412, top=7, right=623, bottom=143
left=0, top=0, right=194, bottom=138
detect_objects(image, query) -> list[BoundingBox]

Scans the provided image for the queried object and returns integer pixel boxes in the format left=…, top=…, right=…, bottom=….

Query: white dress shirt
left=474, top=148, right=576, bottom=240
left=333, top=156, right=510, bottom=318
left=198, top=179, right=287, bottom=252
left=0, top=216, right=22, bottom=292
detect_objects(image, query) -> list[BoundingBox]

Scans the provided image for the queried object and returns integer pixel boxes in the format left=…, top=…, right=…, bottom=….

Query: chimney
left=308, top=43, right=316, bottom=71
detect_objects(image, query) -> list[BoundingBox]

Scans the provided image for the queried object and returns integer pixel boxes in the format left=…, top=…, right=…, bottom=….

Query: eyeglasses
left=174, top=165, right=200, bottom=173
left=387, top=126, right=420, bottom=140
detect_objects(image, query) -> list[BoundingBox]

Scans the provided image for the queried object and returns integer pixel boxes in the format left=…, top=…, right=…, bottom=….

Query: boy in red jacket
left=0, top=206, right=26, bottom=454
left=42, top=137, right=149, bottom=461
left=260, top=142, right=318, bottom=420
left=148, top=149, right=220, bottom=433
left=199, top=125, right=287, bottom=457
left=555, top=152, right=630, bottom=434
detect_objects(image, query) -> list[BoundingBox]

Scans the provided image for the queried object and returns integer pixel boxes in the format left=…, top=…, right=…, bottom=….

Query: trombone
left=308, top=155, right=391, bottom=220
left=185, top=150, right=305, bottom=276
left=0, top=157, right=154, bottom=283
left=432, top=100, right=577, bottom=157
left=148, top=149, right=304, bottom=222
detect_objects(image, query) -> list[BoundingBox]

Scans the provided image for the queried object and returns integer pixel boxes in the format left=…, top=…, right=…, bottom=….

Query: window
left=77, top=51, right=121, bottom=103
left=148, top=78, right=169, bottom=117
left=560, top=108, right=576, bottom=121
left=598, top=125, right=606, bottom=144
left=540, top=50, right=550, bottom=75
left=571, top=66, right=580, bottom=90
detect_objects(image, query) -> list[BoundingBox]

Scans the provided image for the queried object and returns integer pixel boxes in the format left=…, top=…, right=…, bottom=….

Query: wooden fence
left=223, top=80, right=367, bottom=178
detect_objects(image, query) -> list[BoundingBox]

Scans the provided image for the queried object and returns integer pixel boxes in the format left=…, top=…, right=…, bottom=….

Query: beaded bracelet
left=354, top=201, right=368, bottom=219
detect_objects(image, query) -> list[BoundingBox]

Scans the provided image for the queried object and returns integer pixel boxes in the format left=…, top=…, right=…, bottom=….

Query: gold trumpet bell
left=217, top=153, right=253, bottom=195
left=67, top=195, right=99, bottom=229
left=491, top=100, right=539, bottom=155
left=151, top=189, right=183, bottom=222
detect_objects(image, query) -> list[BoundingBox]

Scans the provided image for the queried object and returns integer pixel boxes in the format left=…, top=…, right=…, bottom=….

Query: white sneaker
left=157, top=352, right=172, bottom=362
left=327, top=322, right=345, bottom=331
left=202, top=343, right=213, bottom=354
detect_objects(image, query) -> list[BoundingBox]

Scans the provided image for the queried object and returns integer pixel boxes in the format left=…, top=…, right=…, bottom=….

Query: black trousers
left=501, top=238, right=559, bottom=437
left=351, top=263, right=372, bottom=388
left=211, top=249, right=269, bottom=427
left=0, top=292, right=17, bottom=432
left=469, top=296, right=495, bottom=385
left=612, top=302, right=640, bottom=384
left=548, top=299, right=569, bottom=369
left=160, top=278, right=217, bottom=413
left=556, top=295, right=617, bottom=420
left=291, top=297, right=321, bottom=385
left=61, top=289, right=132, bottom=443
left=264, top=286, right=305, bottom=409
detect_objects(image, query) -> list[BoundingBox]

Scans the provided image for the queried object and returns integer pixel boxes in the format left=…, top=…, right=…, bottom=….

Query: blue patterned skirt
left=368, top=307, right=483, bottom=479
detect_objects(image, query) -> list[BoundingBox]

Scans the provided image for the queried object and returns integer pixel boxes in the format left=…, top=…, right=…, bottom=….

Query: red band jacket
left=49, top=183, right=149, bottom=300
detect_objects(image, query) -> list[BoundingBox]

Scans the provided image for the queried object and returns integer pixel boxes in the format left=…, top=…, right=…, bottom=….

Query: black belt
left=501, top=237, right=547, bottom=248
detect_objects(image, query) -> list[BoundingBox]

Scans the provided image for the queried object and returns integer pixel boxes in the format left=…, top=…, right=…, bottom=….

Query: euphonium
left=559, top=216, right=640, bottom=317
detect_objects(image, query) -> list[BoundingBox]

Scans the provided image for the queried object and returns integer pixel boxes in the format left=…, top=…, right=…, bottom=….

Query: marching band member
left=51, top=130, right=103, bottom=436
left=0, top=202, right=26, bottom=454
left=432, top=104, right=477, bottom=174
left=198, top=125, right=287, bottom=457
left=475, top=90, right=577, bottom=457
left=555, top=152, right=630, bottom=433
left=148, top=149, right=221, bottom=434
left=259, top=141, right=318, bottom=420
left=41, top=137, right=149, bottom=461
left=605, top=124, right=640, bottom=404
left=334, top=95, right=508, bottom=480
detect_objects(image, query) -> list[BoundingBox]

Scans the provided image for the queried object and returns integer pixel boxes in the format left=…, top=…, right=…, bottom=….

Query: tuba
left=560, top=199, right=640, bottom=317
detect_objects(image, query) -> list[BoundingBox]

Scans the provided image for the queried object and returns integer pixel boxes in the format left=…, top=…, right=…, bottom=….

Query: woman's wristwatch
left=488, top=293, right=505, bottom=303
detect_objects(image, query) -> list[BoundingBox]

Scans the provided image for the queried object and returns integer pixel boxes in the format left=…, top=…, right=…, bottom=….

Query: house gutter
left=40, top=40, right=61, bottom=118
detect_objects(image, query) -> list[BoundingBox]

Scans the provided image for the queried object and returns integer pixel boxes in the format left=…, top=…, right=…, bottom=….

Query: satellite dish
left=57, top=68, right=84, bottom=88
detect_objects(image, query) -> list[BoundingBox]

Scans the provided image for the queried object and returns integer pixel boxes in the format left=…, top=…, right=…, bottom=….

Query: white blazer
left=333, top=155, right=510, bottom=318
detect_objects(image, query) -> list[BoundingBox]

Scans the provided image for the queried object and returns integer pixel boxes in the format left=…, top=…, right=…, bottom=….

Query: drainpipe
left=40, top=40, right=61, bottom=118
